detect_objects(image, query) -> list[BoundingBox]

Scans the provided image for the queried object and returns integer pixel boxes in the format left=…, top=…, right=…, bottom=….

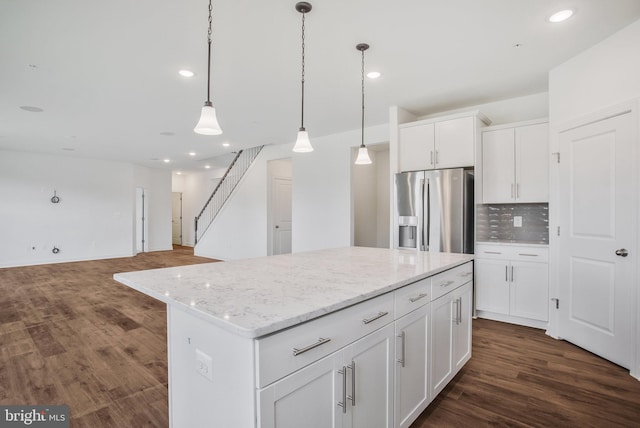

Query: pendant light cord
left=360, top=47, right=365, bottom=148
left=300, top=11, right=306, bottom=129
left=206, top=0, right=213, bottom=104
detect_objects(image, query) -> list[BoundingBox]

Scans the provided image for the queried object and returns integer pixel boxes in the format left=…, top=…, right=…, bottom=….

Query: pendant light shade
left=355, top=43, right=372, bottom=165
left=194, top=0, right=223, bottom=135
left=293, top=2, right=313, bottom=153
left=195, top=102, right=222, bottom=135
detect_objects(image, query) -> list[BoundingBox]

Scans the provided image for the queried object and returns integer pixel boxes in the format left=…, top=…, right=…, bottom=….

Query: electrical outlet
left=514, top=216, right=523, bottom=227
left=196, top=348, right=213, bottom=381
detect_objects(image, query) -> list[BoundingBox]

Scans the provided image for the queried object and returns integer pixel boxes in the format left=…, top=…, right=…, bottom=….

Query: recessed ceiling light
left=163, top=159, right=170, bottom=163
left=189, top=152, right=196, bottom=156
left=204, top=165, right=211, bottom=169
left=19, top=106, right=43, bottom=112
left=514, top=43, right=523, bottom=48
left=549, top=9, right=574, bottom=23
left=176, top=171, right=182, bottom=175
left=178, top=69, right=195, bottom=77
left=367, top=71, right=381, bottom=79
left=222, top=143, right=230, bottom=147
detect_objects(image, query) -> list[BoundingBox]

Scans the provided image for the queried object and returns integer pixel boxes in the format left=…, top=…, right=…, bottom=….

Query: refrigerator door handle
left=424, top=177, right=430, bottom=251
left=420, top=178, right=426, bottom=251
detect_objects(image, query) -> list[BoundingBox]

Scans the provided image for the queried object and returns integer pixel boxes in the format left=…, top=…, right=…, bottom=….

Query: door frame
left=548, top=98, right=639, bottom=380
left=172, top=192, right=183, bottom=246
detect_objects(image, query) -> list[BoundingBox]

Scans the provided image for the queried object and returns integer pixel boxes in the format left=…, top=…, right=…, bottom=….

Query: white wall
left=0, top=151, right=170, bottom=267
left=194, top=124, right=389, bottom=260
left=546, top=17, right=640, bottom=379
left=549, top=19, right=640, bottom=126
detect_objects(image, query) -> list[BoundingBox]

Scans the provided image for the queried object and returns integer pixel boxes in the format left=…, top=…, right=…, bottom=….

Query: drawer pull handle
left=409, top=293, right=429, bottom=303
left=292, top=337, right=331, bottom=356
left=460, top=271, right=473, bottom=277
left=519, top=253, right=539, bottom=257
left=439, top=280, right=455, bottom=288
left=484, top=251, right=501, bottom=254
left=362, top=311, right=389, bottom=324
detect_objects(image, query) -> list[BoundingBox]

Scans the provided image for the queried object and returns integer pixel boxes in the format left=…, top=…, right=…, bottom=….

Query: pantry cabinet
left=399, top=112, right=488, bottom=172
left=475, top=244, right=549, bottom=328
left=482, top=121, right=549, bottom=203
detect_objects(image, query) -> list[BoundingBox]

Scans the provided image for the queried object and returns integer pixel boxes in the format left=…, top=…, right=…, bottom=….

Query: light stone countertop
left=114, top=247, right=473, bottom=339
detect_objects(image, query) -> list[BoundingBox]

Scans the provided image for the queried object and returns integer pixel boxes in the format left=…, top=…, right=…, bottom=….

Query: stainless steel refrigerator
left=394, top=168, right=474, bottom=253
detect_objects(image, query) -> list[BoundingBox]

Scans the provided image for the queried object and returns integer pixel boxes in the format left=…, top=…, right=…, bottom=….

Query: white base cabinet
left=259, top=323, right=394, bottom=428
left=475, top=244, right=549, bottom=328
left=430, top=282, right=472, bottom=397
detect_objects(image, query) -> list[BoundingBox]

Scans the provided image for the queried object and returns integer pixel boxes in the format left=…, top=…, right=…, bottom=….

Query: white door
left=272, top=177, right=292, bottom=255
left=558, top=111, right=635, bottom=369
left=171, top=192, right=182, bottom=246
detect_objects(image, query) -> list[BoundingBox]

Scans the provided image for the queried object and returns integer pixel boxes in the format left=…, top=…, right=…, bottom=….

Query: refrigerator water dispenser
left=398, top=216, right=418, bottom=248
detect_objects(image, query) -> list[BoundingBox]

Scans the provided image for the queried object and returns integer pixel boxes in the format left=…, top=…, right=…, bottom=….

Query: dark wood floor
left=1, top=247, right=639, bottom=427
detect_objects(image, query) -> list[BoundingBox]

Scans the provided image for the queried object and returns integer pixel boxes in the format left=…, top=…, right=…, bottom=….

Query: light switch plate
left=513, top=216, right=523, bottom=227
left=196, top=348, right=213, bottom=381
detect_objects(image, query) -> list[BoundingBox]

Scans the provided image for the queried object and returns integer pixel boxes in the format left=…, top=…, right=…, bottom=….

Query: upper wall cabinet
left=482, top=121, right=549, bottom=204
left=399, top=112, right=488, bottom=172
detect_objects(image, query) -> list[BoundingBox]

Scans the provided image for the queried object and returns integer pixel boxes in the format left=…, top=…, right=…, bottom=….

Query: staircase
left=195, top=145, right=264, bottom=244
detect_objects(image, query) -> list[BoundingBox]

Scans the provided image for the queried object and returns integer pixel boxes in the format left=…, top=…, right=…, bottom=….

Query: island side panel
left=168, top=304, right=256, bottom=428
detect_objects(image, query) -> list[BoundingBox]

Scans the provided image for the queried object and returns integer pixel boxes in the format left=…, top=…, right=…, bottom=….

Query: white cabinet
left=258, top=323, right=394, bottom=428
left=394, top=300, right=430, bottom=428
left=475, top=244, right=549, bottom=328
left=258, top=261, right=474, bottom=428
left=399, top=114, right=484, bottom=172
left=482, top=121, right=549, bottom=203
left=430, top=281, right=472, bottom=398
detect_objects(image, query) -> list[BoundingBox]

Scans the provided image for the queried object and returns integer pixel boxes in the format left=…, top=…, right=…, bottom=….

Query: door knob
left=615, top=248, right=629, bottom=257
left=275, top=225, right=280, bottom=229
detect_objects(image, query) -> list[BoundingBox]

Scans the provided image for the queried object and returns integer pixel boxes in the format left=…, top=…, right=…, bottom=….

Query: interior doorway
left=135, top=187, right=149, bottom=253
left=352, top=143, right=390, bottom=248
left=172, top=192, right=183, bottom=246
left=268, top=158, right=292, bottom=256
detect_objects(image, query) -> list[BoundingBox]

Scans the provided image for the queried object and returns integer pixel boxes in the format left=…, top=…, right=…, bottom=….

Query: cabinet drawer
left=255, top=292, right=394, bottom=388
left=431, top=262, right=473, bottom=301
left=394, top=277, right=431, bottom=318
left=476, top=244, right=548, bottom=262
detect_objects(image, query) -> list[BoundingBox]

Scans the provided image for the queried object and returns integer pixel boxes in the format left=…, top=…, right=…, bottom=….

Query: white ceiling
left=2, top=0, right=640, bottom=172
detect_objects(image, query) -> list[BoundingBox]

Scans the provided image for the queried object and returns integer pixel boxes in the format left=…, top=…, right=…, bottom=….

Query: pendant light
left=354, top=43, right=372, bottom=165
left=194, top=0, right=223, bottom=135
left=293, top=2, right=313, bottom=152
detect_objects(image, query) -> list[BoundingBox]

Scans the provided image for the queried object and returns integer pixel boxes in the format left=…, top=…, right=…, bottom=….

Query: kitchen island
left=114, top=247, right=474, bottom=428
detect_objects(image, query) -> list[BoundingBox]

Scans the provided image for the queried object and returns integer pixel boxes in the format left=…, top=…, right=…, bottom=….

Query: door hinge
left=552, top=152, right=560, bottom=163
left=551, top=298, right=559, bottom=309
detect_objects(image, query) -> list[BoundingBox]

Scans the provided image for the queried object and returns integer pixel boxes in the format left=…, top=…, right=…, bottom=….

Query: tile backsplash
left=476, top=203, right=549, bottom=244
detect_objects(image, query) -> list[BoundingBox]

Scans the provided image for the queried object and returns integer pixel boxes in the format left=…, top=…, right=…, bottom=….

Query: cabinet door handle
left=511, top=266, right=514, bottom=282
left=458, top=297, right=462, bottom=324
left=292, top=337, right=331, bottom=356
left=505, top=265, right=508, bottom=282
left=347, top=361, right=356, bottom=406
left=397, top=331, right=406, bottom=368
left=337, top=366, right=347, bottom=413
left=430, top=150, right=434, bottom=166
left=435, top=150, right=439, bottom=165
left=362, top=311, right=389, bottom=325
left=511, top=183, right=515, bottom=199
left=516, top=183, right=520, bottom=198
left=452, top=299, right=459, bottom=324
left=409, top=293, right=429, bottom=303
